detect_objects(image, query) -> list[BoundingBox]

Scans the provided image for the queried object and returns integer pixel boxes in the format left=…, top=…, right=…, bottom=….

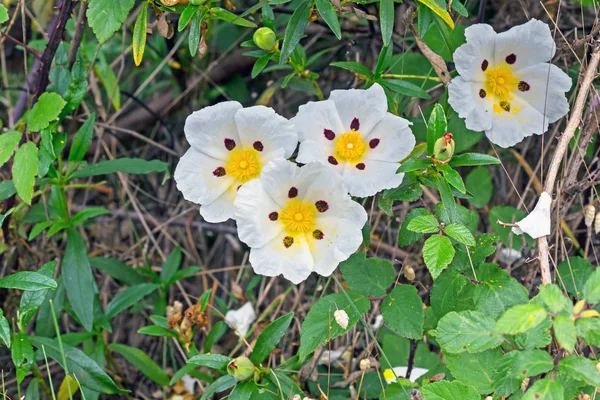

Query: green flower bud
left=253, top=27, right=278, bottom=51
left=227, top=356, right=256, bottom=382
left=433, top=133, right=455, bottom=163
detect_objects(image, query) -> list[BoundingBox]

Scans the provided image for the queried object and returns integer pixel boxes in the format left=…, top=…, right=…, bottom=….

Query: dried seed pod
left=359, top=359, right=371, bottom=371
left=585, top=205, right=596, bottom=227
left=404, top=266, right=416, bottom=280
left=334, top=309, right=349, bottom=329
left=595, top=212, right=600, bottom=234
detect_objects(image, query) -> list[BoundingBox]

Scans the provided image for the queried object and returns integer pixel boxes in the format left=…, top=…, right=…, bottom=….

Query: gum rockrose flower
left=234, top=158, right=367, bottom=284
left=448, top=19, right=572, bottom=148
left=292, top=83, right=416, bottom=197
left=175, top=102, right=298, bottom=223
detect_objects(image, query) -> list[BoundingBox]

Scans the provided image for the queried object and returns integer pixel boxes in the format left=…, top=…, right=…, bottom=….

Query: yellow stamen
left=334, top=131, right=367, bottom=163
left=225, top=148, right=262, bottom=183
left=280, top=199, right=317, bottom=235
left=484, top=64, right=519, bottom=101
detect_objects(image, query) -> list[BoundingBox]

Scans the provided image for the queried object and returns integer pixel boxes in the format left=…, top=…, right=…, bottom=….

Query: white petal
left=494, top=19, right=556, bottom=71
left=292, top=99, right=345, bottom=142
left=174, top=148, right=235, bottom=205
left=235, top=179, right=284, bottom=248
left=453, top=23, right=497, bottom=81
left=486, top=97, right=547, bottom=147
left=234, top=106, right=299, bottom=159
left=371, top=315, right=383, bottom=331
left=296, top=139, right=336, bottom=167
left=299, top=162, right=349, bottom=212
left=184, top=101, right=243, bottom=160
left=390, top=367, right=429, bottom=383
left=365, top=113, right=415, bottom=163
left=515, top=64, right=571, bottom=124
left=448, top=77, right=493, bottom=133
left=258, top=158, right=302, bottom=208
left=341, top=160, right=405, bottom=198
left=329, top=83, right=388, bottom=134
left=249, top=232, right=314, bottom=284
left=200, top=187, right=237, bottom=223
left=224, top=302, right=256, bottom=337
left=182, top=375, right=196, bottom=395
left=511, top=192, right=552, bottom=239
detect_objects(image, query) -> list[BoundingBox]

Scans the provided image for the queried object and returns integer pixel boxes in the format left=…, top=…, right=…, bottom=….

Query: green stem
left=311, top=79, right=325, bottom=101
left=381, top=73, right=441, bottom=82
left=49, top=299, right=74, bottom=400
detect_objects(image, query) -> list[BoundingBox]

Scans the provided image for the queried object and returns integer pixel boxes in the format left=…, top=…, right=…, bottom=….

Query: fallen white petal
left=511, top=192, right=552, bottom=239
left=384, top=366, right=429, bottom=383
left=224, top=302, right=256, bottom=337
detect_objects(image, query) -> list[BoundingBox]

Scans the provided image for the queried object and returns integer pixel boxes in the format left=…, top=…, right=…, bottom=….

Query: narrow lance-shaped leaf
left=69, top=113, right=96, bottom=162
left=315, top=0, right=341, bottom=39
left=133, top=2, right=148, bottom=66
left=379, top=0, right=394, bottom=47
left=250, top=312, right=294, bottom=364
left=279, top=0, right=311, bottom=63
left=109, top=343, right=169, bottom=385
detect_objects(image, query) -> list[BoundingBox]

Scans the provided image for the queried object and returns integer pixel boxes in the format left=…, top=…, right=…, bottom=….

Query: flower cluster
left=175, top=84, right=414, bottom=283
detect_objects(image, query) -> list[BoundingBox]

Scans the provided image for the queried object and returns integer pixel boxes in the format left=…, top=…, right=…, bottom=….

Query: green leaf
left=90, top=257, right=145, bottom=286
left=251, top=53, right=271, bottom=78
left=340, top=253, right=395, bottom=297
left=93, top=59, right=120, bottom=111
left=31, top=336, right=125, bottom=393
left=423, top=235, right=455, bottom=279
left=435, top=173, right=459, bottom=224
left=427, top=104, right=447, bottom=155
left=449, top=153, right=501, bottom=167
left=553, top=316, right=576, bottom=353
left=407, top=214, right=439, bottom=233
left=230, top=381, right=257, bottom=400
left=178, top=4, right=199, bottom=31
left=493, top=349, right=554, bottom=396
left=0, top=4, right=8, bottom=24
left=582, top=268, right=600, bottom=303
left=0, top=180, right=16, bottom=201
left=557, top=256, right=593, bottom=299
left=68, top=113, right=96, bottom=163
left=211, top=7, right=257, bottom=27
left=382, top=174, right=423, bottom=203
left=537, top=284, right=571, bottom=314
left=557, top=355, right=600, bottom=387
left=104, top=283, right=159, bottom=321
left=160, top=247, right=182, bottom=284
left=430, top=268, right=472, bottom=319
left=421, top=380, right=479, bottom=400
left=465, top=168, right=492, bottom=208
left=26, top=93, right=66, bottom=133
left=444, top=349, right=502, bottom=394
left=0, top=131, right=21, bottom=168
left=87, top=0, right=135, bottom=44
left=399, top=208, right=431, bottom=247
left=381, top=285, right=424, bottom=339
left=522, top=378, right=564, bottom=400
left=251, top=312, right=294, bottom=364
left=315, top=0, right=341, bottom=39
left=474, top=263, right=528, bottom=319
left=109, top=343, right=169, bottom=385
left=19, top=261, right=57, bottom=327
left=201, top=375, right=237, bottom=400
left=12, top=142, right=38, bottom=205
left=299, top=291, right=370, bottom=359
left=279, top=0, right=311, bottom=63
left=489, top=206, right=530, bottom=250
left=0, top=271, right=56, bottom=291
left=330, top=61, right=373, bottom=77
left=416, top=0, right=454, bottom=29
left=70, top=207, right=111, bottom=226
left=379, top=0, right=394, bottom=47
left=132, top=2, right=148, bottom=66
left=71, top=158, right=169, bottom=179
left=62, top=228, right=94, bottom=331
left=138, top=325, right=178, bottom=338
left=576, top=317, right=600, bottom=346
left=439, top=166, right=466, bottom=194
left=12, top=332, right=34, bottom=382
left=397, top=157, right=433, bottom=173
left=435, top=311, right=504, bottom=354
left=0, top=309, right=10, bottom=347
left=512, top=317, right=552, bottom=350
left=380, top=79, right=432, bottom=99
left=188, top=354, right=232, bottom=370
left=495, top=304, right=548, bottom=334
left=445, top=224, right=475, bottom=246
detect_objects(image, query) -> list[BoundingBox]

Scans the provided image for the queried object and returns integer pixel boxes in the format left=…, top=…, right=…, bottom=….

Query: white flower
left=224, top=302, right=256, bottom=337
left=292, top=83, right=415, bottom=197
left=174, top=102, right=298, bottom=223
left=511, top=192, right=552, bottom=239
left=234, top=158, right=368, bottom=284
left=383, top=367, right=429, bottom=383
left=448, top=19, right=571, bottom=148
left=334, top=309, right=349, bottom=329
left=371, top=314, right=384, bottom=331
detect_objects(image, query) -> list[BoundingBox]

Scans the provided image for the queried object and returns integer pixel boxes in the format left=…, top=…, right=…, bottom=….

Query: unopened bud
left=359, top=359, right=371, bottom=371
left=574, top=300, right=586, bottom=315
left=334, top=309, right=349, bottom=329
left=227, top=356, right=256, bottom=382
left=585, top=205, right=596, bottom=228
left=404, top=266, right=415, bottom=281
left=432, top=133, right=455, bottom=163
left=253, top=27, right=278, bottom=51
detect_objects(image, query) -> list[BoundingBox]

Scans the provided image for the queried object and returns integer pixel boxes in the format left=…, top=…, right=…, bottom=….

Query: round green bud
left=227, top=356, right=256, bottom=382
left=253, top=27, right=278, bottom=51
left=433, top=133, right=455, bottom=163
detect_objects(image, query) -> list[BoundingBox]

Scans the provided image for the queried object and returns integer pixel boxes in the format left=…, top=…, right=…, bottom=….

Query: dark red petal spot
left=313, top=229, right=324, bottom=240
left=518, top=81, right=530, bottom=92
left=253, top=141, right=264, bottom=151
left=356, top=163, right=366, bottom=170
left=505, top=53, right=516, bottom=64
left=224, top=138, right=236, bottom=151
left=324, top=129, right=336, bottom=141
left=328, top=156, right=338, bottom=165
left=481, top=59, right=488, bottom=71
left=212, top=167, right=226, bottom=177
left=283, top=236, right=294, bottom=248
left=269, top=212, right=278, bottom=221
left=479, top=88, right=487, bottom=98
left=535, top=395, right=540, bottom=399
left=288, top=187, right=298, bottom=198
left=369, top=138, right=380, bottom=149
left=499, top=101, right=511, bottom=112
left=315, top=200, right=329, bottom=213
left=237, top=185, right=242, bottom=191
left=350, top=117, right=360, bottom=131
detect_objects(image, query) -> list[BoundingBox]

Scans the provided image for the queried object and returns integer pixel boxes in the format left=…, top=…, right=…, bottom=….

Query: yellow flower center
left=280, top=199, right=317, bottom=235
left=225, top=148, right=262, bottom=183
left=484, top=64, right=519, bottom=101
left=334, top=131, right=367, bottom=163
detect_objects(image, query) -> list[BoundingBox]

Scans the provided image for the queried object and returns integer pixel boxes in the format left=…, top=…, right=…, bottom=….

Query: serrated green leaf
left=495, top=304, right=548, bottom=335
left=444, top=349, right=502, bottom=394
left=340, top=253, right=395, bottom=297
left=381, top=285, right=424, bottom=339
left=109, top=343, right=169, bottom=385
left=421, top=380, right=479, bottom=400
left=279, top=0, right=311, bottom=63
left=407, top=214, right=439, bottom=233
left=445, top=224, right=475, bottom=246
left=522, top=378, right=564, bottom=400
left=436, top=311, right=504, bottom=353
left=430, top=268, right=471, bottom=319
left=27, top=93, right=66, bottom=133
left=474, top=263, right=528, bottom=319
left=423, top=235, right=455, bottom=279
left=399, top=207, right=430, bottom=247
left=557, top=355, right=600, bottom=387
left=0, top=4, right=8, bottom=24
left=576, top=317, right=600, bottom=346
left=0, top=131, right=21, bottom=169
left=537, top=284, right=571, bottom=314
left=251, top=312, right=294, bottom=364
left=12, top=142, right=38, bottom=205
left=582, top=268, right=600, bottom=303
left=87, top=0, right=135, bottom=44
left=557, top=256, right=593, bottom=299
left=132, top=2, right=148, bottom=66
left=554, top=316, right=576, bottom=353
